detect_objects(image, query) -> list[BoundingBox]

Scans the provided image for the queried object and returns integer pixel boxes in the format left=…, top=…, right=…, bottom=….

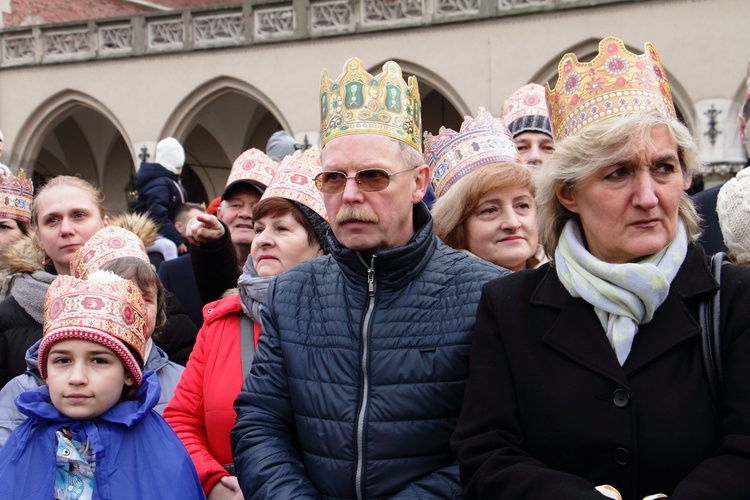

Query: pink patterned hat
left=424, top=108, right=521, bottom=198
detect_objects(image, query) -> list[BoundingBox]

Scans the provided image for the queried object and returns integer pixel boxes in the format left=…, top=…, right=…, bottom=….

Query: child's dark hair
left=99, top=257, right=166, bottom=335
left=98, top=257, right=165, bottom=401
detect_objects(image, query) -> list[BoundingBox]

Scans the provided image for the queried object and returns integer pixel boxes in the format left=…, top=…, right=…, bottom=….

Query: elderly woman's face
left=465, top=186, right=539, bottom=271
left=251, top=211, right=322, bottom=277
left=557, top=125, right=690, bottom=263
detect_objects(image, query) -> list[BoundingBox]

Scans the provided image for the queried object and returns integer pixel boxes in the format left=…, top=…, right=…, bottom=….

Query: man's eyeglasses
left=314, top=167, right=416, bottom=194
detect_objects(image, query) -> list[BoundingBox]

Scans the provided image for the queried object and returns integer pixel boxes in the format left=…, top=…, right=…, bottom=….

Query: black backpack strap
left=699, top=252, right=729, bottom=404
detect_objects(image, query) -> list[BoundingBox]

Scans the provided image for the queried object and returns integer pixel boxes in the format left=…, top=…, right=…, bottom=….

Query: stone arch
left=372, top=59, right=469, bottom=137
left=11, top=90, right=134, bottom=213
left=161, top=76, right=290, bottom=202
left=529, top=37, right=696, bottom=135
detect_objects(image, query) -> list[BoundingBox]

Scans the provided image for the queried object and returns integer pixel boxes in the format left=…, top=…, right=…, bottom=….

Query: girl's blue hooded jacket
left=0, top=370, right=205, bottom=499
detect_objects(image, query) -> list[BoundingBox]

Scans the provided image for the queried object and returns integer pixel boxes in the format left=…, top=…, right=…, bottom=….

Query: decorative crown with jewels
left=320, top=58, right=422, bottom=152
left=424, top=108, right=520, bottom=198
left=546, top=36, right=675, bottom=142
left=262, top=146, right=327, bottom=221
left=0, top=169, right=33, bottom=224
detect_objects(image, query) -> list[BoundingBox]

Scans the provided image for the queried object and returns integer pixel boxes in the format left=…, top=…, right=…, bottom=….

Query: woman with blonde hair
left=428, top=109, right=545, bottom=271
left=452, top=37, right=750, bottom=498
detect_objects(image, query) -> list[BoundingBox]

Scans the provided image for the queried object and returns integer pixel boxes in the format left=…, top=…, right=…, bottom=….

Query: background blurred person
left=452, top=37, right=750, bottom=499
left=0, top=169, right=33, bottom=295
left=717, top=168, right=750, bottom=266
left=501, top=83, right=555, bottom=167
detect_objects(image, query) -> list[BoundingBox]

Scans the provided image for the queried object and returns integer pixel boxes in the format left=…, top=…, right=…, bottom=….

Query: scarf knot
left=555, top=219, right=688, bottom=365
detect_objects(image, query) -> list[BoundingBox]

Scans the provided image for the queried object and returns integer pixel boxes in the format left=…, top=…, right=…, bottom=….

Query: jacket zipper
left=355, top=254, right=376, bottom=500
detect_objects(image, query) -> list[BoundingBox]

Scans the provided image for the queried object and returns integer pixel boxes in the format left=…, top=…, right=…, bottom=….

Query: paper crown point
left=501, top=83, right=552, bottom=138
left=261, top=146, right=327, bottom=221
left=40, top=274, right=147, bottom=386
left=546, top=36, right=675, bottom=142
left=224, top=148, right=279, bottom=199
left=0, top=168, right=33, bottom=224
left=320, top=58, right=422, bottom=152
left=70, top=226, right=149, bottom=280
left=424, top=108, right=521, bottom=198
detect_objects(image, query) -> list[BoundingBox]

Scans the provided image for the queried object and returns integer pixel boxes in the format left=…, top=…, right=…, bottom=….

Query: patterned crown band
left=261, top=146, right=327, bottom=221
left=745, top=61, right=750, bottom=102
left=70, top=226, right=149, bottom=280
left=0, top=169, right=33, bottom=223
left=224, top=148, right=279, bottom=199
left=424, top=108, right=521, bottom=198
left=320, top=58, right=422, bottom=152
left=40, top=273, right=147, bottom=386
left=546, top=36, right=675, bottom=142
left=501, top=83, right=552, bottom=138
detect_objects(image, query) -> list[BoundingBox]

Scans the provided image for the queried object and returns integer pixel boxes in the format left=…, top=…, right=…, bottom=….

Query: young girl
left=0, top=272, right=204, bottom=498
left=0, top=226, right=184, bottom=447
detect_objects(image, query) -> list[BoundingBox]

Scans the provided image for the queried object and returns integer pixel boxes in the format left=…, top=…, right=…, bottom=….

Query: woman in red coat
left=164, top=148, right=328, bottom=499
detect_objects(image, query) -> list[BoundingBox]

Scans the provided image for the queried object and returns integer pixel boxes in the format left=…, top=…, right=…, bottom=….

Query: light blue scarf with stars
left=555, top=219, right=688, bottom=365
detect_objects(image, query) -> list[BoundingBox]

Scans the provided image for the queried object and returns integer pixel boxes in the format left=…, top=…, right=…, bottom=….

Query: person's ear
left=411, top=165, right=430, bottom=204
left=124, top=371, right=134, bottom=387
left=556, top=182, right=579, bottom=214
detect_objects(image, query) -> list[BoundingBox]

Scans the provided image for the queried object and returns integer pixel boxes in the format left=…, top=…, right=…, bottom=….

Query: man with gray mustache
left=231, top=58, right=506, bottom=499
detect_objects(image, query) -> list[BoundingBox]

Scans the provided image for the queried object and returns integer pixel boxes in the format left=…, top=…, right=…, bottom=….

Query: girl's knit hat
left=38, top=272, right=147, bottom=386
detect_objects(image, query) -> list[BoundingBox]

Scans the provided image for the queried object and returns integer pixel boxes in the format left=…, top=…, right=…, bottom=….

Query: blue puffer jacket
left=132, top=162, right=187, bottom=246
left=232, top=203, right=506, bottom=499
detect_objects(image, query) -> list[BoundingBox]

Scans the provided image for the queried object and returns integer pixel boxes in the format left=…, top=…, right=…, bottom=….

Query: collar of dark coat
left=328, top=202, right=436, bottom=291
left=530, top=243, right=718, bottom=381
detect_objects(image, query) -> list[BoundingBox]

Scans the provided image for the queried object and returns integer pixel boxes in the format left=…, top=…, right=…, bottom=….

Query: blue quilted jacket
left=232, top=203, right=505, bottom=499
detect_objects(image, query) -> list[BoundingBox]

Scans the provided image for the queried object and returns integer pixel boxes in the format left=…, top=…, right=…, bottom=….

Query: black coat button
left=614, top=447, right=630, bottom=465
left=613, top=389, right=630, bottom=408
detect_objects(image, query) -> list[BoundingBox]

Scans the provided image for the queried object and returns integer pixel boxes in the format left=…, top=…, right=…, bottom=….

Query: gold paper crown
left=0, top=169, right=33, bottom=224
left=40, top=273, right=147, bottom=386
left=262, top=146, right=327, bottom=221
left=546, top=37, right=675, bottom=142
left=70, top=226, right=149, bottom=280
left=224, top=149, right=279, bottom=199
left=320, top=58, right=422, bottom=152
left=501, top=83, right=552, bottom=137
left=424, top=108, right=521, bottom=198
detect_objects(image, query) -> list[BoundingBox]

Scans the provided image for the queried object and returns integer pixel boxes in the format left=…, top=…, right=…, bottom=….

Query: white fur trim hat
left=718, top=168, right=750, bottom=263
left=155, top=137, right=185, bottom=175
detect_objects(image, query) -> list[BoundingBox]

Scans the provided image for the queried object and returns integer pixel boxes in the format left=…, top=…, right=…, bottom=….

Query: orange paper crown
left=223, top=149, right=279, bottom=199
left=262, top=147, right=327, bottom=221
left=0, top=169, right=33, bottom=223
left=424, top=108, right=521, bottom=198
left=70, top=226, right=149, bottom=279
left=39, top=273, right=147, bottom=386
left=320, top=58, right=422, bottom=152
left=546, top=37, right=675, bottom=141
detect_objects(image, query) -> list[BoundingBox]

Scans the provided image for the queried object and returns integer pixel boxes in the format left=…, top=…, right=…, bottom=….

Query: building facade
left=0, top=0, right=746, bottom=212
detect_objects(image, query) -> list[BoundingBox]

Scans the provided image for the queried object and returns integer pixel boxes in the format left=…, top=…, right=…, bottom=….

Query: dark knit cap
left=291, top=201, right=330, bottom=254
left=507, top=115, right=553, bottom=139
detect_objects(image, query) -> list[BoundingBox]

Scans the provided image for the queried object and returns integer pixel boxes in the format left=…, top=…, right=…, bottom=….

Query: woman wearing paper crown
left=452, top=37, right=750, bottom=499
left=0, top=169, right=33, bottom=292
left=428, top=108, right=546, bottom=271
left=164, top=147, right=328, bottom=499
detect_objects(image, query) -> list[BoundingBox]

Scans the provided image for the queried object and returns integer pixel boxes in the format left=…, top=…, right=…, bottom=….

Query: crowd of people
left=0, top=35, right=748, bottom=499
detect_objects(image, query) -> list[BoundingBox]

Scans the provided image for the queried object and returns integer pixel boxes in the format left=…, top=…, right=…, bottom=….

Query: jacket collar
left=329, top=202, right=437, bottom=291
left=532, top=244, right=716, bottom=382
